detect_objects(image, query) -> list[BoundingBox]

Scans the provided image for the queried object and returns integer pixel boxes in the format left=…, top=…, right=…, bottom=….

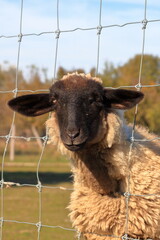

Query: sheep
left=8, top=73, right=160, bottom=240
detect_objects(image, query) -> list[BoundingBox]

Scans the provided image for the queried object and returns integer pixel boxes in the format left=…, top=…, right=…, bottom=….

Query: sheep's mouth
left=64, top=142, right=86, bottom=151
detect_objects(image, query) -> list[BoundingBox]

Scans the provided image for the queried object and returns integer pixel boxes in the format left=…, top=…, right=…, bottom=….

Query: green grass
left=2, top=183, right=76, bottom=240
left=0, top=140, right=68, bottom=163
left=0, top=147, right=78, bottom=240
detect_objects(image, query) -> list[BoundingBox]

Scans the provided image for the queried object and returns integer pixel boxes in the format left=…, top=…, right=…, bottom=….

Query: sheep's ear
left=8, top=94, right=54, bottom=117
left=104, top=89, right=144, bottom=109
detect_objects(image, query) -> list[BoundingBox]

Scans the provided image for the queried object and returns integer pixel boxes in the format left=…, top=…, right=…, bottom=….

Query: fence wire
left=0, top=0, right=160, bottom=239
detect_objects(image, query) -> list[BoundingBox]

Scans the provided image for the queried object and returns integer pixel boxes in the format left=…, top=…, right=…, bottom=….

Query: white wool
left=61, top=72, right=102, bottom=84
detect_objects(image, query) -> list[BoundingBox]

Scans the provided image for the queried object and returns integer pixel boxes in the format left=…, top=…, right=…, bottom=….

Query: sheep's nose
left=66, top=129, right=80, bottom=140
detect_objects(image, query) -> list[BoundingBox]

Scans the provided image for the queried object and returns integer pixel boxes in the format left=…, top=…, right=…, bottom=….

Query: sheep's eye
left=51, top=93, right=58, bottom=104
left=53, top=99, right=57, bottom=104
left=89, top=96, right=102, bottom=105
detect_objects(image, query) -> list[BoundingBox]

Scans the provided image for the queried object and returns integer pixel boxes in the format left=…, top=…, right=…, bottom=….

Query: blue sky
left=0, top=0, right=160, bottom=79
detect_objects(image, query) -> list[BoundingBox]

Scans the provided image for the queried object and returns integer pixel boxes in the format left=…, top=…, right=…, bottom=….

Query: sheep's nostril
left=67, top=129, right=80, bottom=140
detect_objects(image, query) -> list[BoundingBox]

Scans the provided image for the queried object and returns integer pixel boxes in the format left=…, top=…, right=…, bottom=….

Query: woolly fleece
left=46, top=73, right=160, bottom=240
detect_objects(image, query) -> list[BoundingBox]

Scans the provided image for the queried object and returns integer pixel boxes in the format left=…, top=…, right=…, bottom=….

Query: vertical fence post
left=31, top=125, right=43, bottom=150
left=9, top=124, right=15, bottom=161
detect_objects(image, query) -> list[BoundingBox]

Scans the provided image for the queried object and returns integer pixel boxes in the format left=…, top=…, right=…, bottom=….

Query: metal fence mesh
left=0, top=0, right=160, bottom=239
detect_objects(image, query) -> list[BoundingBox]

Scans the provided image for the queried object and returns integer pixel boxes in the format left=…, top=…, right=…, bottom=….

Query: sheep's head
left=8, top=73, right=144, bottom=151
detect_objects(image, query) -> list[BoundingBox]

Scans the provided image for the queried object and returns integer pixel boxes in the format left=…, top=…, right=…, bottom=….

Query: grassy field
left=0, top=141, right=79, bottom=240
left=2, top=183, right=76, bottom=240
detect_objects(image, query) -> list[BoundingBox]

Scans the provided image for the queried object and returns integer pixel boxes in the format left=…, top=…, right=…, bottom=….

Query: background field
left=0, top=140, right=78, bottom=240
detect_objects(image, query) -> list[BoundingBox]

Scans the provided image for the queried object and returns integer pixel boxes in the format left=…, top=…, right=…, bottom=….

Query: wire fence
left=0, top=0, right=160, bottom=239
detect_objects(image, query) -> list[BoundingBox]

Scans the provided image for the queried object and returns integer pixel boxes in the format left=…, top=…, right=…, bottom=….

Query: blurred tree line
left=0, top=54, right=160, bottom=139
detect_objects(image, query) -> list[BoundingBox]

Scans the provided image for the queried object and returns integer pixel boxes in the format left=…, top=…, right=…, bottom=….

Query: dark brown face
left=49, top=78, right=104, bottom=151
left=8, top=75, right=144, bottom=152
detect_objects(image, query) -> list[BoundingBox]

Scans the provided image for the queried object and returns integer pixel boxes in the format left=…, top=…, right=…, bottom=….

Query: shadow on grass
left=3, top=171, right=73, bottom=185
